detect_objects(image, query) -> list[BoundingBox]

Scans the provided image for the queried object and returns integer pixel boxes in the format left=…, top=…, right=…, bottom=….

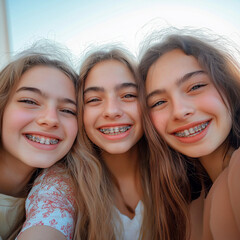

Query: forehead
left=146, top=49, right=202, bottom=88
left=84, top=60, right=136, bottom=88
left=15, top=65, right=75, bottom=98
left=18, top=65, right=72, bottom=87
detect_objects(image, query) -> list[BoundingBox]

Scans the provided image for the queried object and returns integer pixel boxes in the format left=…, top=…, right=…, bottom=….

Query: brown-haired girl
left=138, top=28, right=240, bottom=240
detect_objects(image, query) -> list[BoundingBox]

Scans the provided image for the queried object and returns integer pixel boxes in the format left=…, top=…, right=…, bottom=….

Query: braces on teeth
left=175, top=122, right=209, bottom=137
left=26, top=134, right=59, bottom=144
left=100, top=126, right=131, bottom=135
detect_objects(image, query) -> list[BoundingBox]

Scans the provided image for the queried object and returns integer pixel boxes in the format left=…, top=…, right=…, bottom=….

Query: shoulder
left=227, top=148, right=240, bottom=223
left=202, top=148, right=240, bottom=239
left=20, top=163, right=76, bottom=239
left=27, top=163, right=75, bottom=208
left=228, top=147, right=240, bottom=175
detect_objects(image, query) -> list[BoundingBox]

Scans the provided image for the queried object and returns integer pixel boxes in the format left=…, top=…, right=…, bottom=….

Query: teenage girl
left=138, top=29, right=240, bottom=240
left=70, top=47, right=154, bottom=239
left=0, top=46, right=78, bottom=239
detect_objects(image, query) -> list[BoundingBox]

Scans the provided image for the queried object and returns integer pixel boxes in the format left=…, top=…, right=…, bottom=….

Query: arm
left=201, top=189, right=214, bottom=240
left=189, top=193, right=204, bottom=240
left=18, top=226, right=66, bottom=240
left=17, top=165, right=75, bottom=240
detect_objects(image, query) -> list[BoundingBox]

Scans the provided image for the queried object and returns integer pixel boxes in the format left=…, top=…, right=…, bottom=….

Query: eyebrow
left=116, top=82, right=137, bottom=91
left=84, top=82, right=137, bottom=95
left=147, top=70, right=205, bottom=100
left=83, top=86, right=104, bottom=95
left=176, top=70, right=205, bottom=86
left=16, top=86, right=76, bottom=106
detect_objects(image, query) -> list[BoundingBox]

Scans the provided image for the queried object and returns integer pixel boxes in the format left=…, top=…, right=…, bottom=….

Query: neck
left=101, top=144, right=142, bottom=216
left=0, top=149, right=36, bottom=197
left=199, top=142, right=233, bottom=182
left=102, top=144, right=139, bottom=179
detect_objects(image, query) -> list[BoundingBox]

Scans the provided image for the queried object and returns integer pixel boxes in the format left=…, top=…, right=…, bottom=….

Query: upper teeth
left=100, top=126, right=131, bottom=135
left=175, top=122, right=209, bottom=137
left=26, top=134, right=59, bottom=144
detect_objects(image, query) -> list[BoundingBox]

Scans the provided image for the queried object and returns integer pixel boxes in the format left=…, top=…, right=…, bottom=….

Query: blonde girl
left=0, top=45, right=78, bottom=239
left=70, top=46, right=154, bottom=239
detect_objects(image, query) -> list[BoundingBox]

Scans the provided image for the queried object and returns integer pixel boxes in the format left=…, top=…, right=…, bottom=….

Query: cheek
left=150, top=111, right=167, bottom=135
left=3, top=108, right=33, bottom=130
left=198, top=91, right=227, bottom=114
left=132, top=103, right=142, bottom=121
left=66, top=118, right=78, bottom=140
left=83, top=109, right=93, bottom=134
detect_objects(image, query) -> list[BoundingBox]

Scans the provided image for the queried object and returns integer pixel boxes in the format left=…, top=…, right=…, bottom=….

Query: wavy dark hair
left=138, top=27, right=240, bottom=240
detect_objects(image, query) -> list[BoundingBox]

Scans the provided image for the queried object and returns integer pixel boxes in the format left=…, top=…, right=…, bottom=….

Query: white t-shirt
left=115, top=201, right=143, bottom=240
left=0, top=193, right=25, bottom=240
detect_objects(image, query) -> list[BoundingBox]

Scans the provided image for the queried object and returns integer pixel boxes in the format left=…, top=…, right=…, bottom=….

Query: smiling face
left=83, top=60, right=143, bottom=155
left=146, top=49, right=232, bottom=159
left=1, top=65, right=77, bottom=170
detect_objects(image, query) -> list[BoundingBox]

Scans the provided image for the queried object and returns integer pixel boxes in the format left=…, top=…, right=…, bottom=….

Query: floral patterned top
left=17, top=164, right=75, bottom=239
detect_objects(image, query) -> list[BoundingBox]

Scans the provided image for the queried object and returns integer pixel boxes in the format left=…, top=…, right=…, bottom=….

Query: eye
left=85, top=98, right=100, bottom=104
left=189, top=83, right=207, bottom=92
left=60, top=109, right=76, bottom=116
left=18, top=98, right=38, bottom=105
left=150, top=100, right=166, bottom=108
left=123, top=93, right=137, bottom=99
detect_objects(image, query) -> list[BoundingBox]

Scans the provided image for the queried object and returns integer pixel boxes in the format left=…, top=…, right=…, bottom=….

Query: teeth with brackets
left=174, top=121, right=209, bottom=137
left=99, top=126, right=131, bottom=135
left=26, top=134, right=59, bottom=144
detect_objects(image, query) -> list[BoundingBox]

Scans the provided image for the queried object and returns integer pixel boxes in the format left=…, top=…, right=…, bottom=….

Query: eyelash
left=123, top=93, right=137, bottom=99
left=61, top=109, right=76, bottom=116
left=189, top=83, right=207, bottom=92
left=18, top=98, right=38, bottom=105
left=150, top=100, right=166, bottom=108
left=85, top=98, right=100, bottom=104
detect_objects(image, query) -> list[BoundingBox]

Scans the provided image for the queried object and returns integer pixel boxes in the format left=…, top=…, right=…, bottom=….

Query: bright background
left=4, top=0, right=240, bottom=60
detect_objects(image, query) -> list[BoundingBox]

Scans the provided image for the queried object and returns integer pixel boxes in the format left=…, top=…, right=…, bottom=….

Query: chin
left=104, top=147, right=131, bottom=155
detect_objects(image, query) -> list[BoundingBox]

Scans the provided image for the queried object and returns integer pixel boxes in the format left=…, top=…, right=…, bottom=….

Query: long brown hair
left=0, top=43, right=78, bottom=239
left=68, top=46, right=155, bottom=239
left=138, top=27, right=240, bottom=240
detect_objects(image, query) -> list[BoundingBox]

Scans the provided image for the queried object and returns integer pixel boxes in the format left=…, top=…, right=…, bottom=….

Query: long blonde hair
left=0, top=43, right=78, bottom=239
left=68, top=46, right=155, bottom=239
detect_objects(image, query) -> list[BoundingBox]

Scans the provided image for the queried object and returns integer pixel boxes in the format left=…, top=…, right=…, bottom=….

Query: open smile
left=25, top=134, right=59, bottom=145
left=174, top=121, right=210, bottom=138
left=99, top=125, right=131, bottom=135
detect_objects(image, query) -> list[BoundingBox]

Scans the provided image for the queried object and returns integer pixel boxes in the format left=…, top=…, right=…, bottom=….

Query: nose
left=172, top=97, right=195, bottom=121
left=103, top=98, right=123, bottom=119
left=37, top=106, right=60, bottom=128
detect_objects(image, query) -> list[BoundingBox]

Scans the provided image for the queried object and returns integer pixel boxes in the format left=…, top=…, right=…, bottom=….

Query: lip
left=172, top=120, right=211, bottom=144
left=170, top=119, right=211, bottom=134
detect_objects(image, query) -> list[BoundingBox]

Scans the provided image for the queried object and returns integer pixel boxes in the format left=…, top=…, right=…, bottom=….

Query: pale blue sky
left=6, top=0, right=240, bottom=56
